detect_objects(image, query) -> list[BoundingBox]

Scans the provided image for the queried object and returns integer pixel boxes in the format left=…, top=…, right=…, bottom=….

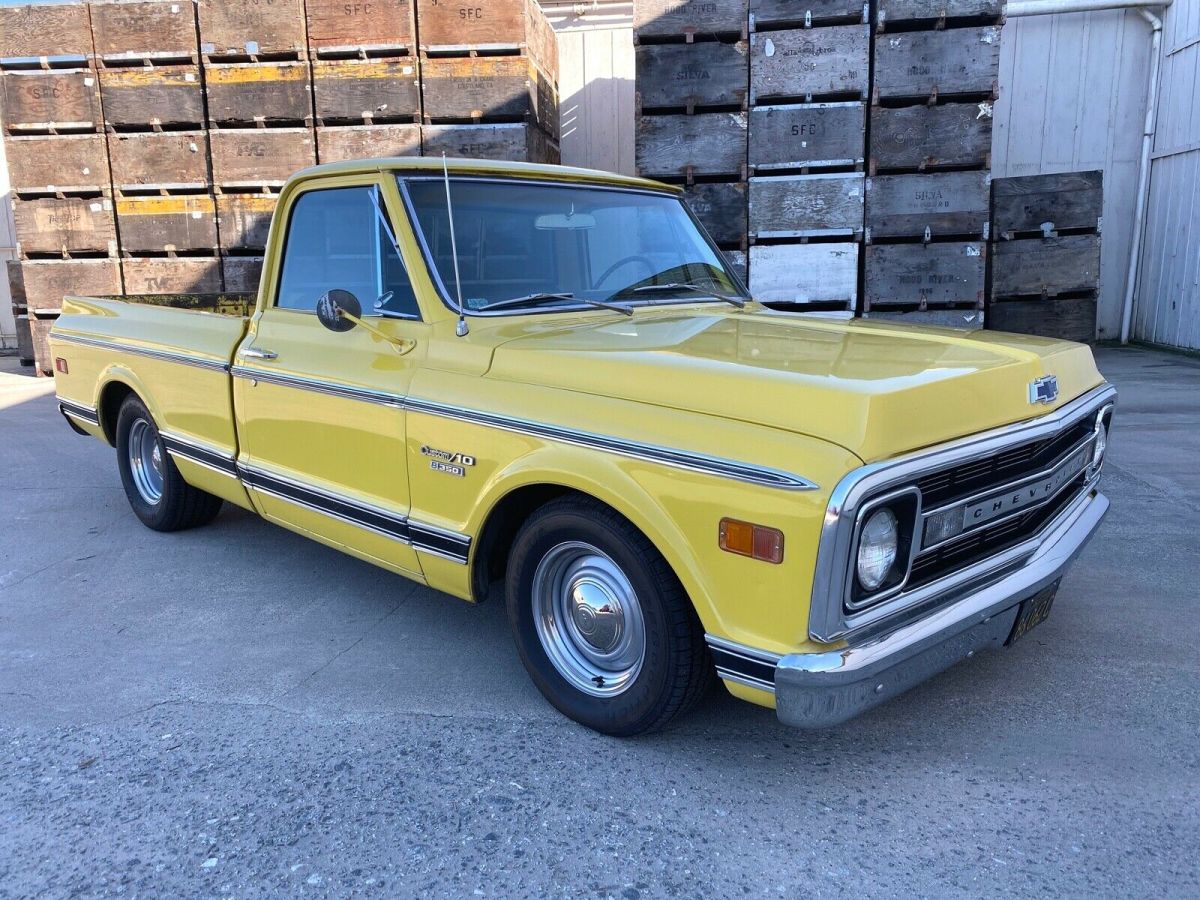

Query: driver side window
left=276, top=186, right=418, bottom=318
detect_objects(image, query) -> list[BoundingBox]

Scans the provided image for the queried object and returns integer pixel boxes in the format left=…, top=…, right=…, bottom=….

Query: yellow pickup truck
left=50, top=158, right=1114, bottom=735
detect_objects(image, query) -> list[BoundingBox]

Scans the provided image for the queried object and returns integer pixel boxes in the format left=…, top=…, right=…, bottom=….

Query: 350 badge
left=421, top=445, right=476, bottom=478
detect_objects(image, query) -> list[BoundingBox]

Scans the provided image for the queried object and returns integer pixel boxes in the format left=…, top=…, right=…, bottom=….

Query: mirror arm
left=338, top=308, right=417, bottom=355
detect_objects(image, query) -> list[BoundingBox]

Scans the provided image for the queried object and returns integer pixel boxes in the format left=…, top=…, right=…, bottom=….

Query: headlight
left=857, top=507, right=899, bottom=592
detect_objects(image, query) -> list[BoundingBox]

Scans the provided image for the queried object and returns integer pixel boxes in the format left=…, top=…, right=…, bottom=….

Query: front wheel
left=506, top=497, right=713, bottom=736
left=115, top=395, right=223, bottom=532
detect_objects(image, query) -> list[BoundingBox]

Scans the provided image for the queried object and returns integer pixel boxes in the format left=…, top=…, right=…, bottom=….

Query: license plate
left=1006, top=581, right=1060, bottom=645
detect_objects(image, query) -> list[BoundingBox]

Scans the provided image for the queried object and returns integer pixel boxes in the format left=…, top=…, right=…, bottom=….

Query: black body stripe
left=161, top=436, right=238, bottom=476
left=709, top=646, right=778, bottom=689
left=59, top=399, right=100, bottom=424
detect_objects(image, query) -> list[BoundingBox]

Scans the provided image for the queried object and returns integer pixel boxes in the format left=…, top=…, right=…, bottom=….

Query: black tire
left=115, top=394, right=223, bottom=532
left=506, top=497, right=714, bottom=736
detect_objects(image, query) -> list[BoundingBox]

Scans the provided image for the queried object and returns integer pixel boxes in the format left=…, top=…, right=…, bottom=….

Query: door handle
left=242, top=347, right=278, bottom=360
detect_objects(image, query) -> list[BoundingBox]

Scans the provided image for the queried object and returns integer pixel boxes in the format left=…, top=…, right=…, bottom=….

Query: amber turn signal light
left=719, top=518, right=784, bottom=564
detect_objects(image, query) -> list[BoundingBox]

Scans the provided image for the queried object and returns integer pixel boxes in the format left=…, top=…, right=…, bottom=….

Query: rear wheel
left=115, top=395, right=223, bottom=532
left=506, top=497, right=713, bottom=736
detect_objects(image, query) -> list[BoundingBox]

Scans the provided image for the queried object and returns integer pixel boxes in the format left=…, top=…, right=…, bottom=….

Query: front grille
left=907, top=469, right=1089, bottom=590
left=915, top=417, right=1093, bottom=509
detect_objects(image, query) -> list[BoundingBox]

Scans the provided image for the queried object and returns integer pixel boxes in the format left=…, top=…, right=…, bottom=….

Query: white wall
left=543, top=1, right=635, bottom=175
left=992, top=9, right=1153, bottom=341
left=1134, top=0, right=1200, bottom=350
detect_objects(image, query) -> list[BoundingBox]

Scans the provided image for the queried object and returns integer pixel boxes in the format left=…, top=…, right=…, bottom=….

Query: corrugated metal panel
left=992, top=10, right=1152, bottom=341
left=543, top=3, right=636, bottom=175
left=1134, top=0, right=1200, bottom=350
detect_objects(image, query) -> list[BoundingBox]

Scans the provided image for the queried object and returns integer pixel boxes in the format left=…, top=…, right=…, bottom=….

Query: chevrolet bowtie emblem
left=1029, top=375, right=1059, bottom=405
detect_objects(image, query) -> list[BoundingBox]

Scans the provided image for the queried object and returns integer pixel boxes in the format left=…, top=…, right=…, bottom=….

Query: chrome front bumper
left=772, top=487, right=1109, bottom=729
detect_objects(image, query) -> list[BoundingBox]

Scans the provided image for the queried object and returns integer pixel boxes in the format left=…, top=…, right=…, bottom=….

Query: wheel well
left=97, top=381, right=135, bottom=446
left=470, top=484, right=581, bottom=602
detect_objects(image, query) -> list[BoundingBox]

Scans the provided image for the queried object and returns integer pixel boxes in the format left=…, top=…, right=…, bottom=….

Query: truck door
left=233, top=178, right=425, bottom=576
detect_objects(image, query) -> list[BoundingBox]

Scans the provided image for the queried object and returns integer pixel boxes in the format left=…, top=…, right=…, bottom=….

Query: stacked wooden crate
left=416, top=0, right=559, bottom=163
left=633, top=0, right=749, bottom=278
left=746, top=0, right=869, bottom=308
left=200, top=0, right=314, bottom=296
left=0, top=2, right=118, bottom=372
left=861, top=0, right=1001, bottom=327
left=988, top=171, right=1102, bottom=342
left=93, top=0, right=221, bottom=298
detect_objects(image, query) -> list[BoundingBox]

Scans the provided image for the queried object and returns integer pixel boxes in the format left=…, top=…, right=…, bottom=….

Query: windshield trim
left=395, top=175, right=750, bottom=320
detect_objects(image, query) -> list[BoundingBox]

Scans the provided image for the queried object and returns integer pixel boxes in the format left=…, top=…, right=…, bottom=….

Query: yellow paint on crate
left=104, top=67, right=198, bottom=87
left=205, top=64, right=308, bottom=85
left=116, top=196, right=215, bottom=216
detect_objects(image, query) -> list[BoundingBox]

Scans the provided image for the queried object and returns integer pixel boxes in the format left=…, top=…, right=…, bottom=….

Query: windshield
left=400, top=177, right=748, bottom=314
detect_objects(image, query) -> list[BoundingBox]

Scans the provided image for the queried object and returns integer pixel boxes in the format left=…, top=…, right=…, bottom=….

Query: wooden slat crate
left=90, top=1, right=199, bottom=62
left=108, top=130, right=210, bottom=191
left=222, top=255, right=264, bottom=294
left=421, top=57, right=557, bottom=135
left=749, top=172, right=864, bottom=238
left=7, top=258, right=123, bottom=313
left=749, top=242, right=858, bottom=304
left=683, top=182, right=748, bottom=246
left=991, top=234, right=1101, bottom=298
left=123, top=256, right=222, bottom=294
left=13, top=196, right=117, bottom=255
left=873, top=26, right=1001, bottom=101
left=864, top=308, right=984, bottom=329
left=749, top=25, right=869, bottom=103
left=992, top=171, right=1103, bottom=237
left=420, top=123, right=559, bottom=164
left=210, top=128, right=317, bottom=187
left=317, top=124, right=421, bottom=162
left=635, top=113, right=748, bottom=178
left=634, top=0, right=748, bottom=38
left=864, top=241, right=985, bottom=307
left=99, top=65, right=204, bottom=127
left=749, top=102, right=865, bottom=171
left=870, top=102, right=992, bottom=172
left=1, top=70, right=102, bottom=132
left=4, top=133, right=110, bottom=193
left=116, top=195, right=219, bottom=252
left=0, top=4, right=93, bottom=64
left=198, top=0, right=307, bottom=58
left=313, top=58, right=420, bottom=123
left=29, top=312, right=57, bottom=376
left=415, top=0, right=558, bottom=77
left=216, top=193, right=276, bottom=250
left=865, top=170, right=990, bottom=239
left=750, top=0, right=866, bottom=30
left=306, top=0, right=415, bottom=55
left=988, top=296, right=1096, bottom=343
left=635, top=42, right=748, bottom=111
left=16, top=315, right=34, bottom=366
left=725, top=249, right=748, bottom=282
left=876, top=0, right=1003, bottom=28
left=205, top=61, right=313, bottom=125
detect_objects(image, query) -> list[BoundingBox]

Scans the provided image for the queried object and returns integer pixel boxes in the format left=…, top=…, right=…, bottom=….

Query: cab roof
left=289, top=156, right=681, bottom=194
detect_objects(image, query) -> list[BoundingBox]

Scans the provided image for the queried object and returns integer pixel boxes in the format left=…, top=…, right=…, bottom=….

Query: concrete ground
left=0, top=346, right=1196, bottom=898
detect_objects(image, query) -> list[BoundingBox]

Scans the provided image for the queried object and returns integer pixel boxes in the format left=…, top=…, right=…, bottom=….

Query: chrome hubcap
left=128, top=418, right=164, bottom=505
left=532, top=542, right=645, bottom=697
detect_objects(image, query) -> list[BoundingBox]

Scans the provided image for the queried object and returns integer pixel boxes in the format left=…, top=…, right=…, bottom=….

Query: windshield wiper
left=630, top=282, right=746, bottom=308
left=478, top=292, right=633, bottom=316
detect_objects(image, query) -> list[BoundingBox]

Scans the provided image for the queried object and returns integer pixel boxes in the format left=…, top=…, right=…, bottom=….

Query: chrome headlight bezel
left=845, top=487, right=922, bottom=612
left=1090, top=404, right=1113, bottom=475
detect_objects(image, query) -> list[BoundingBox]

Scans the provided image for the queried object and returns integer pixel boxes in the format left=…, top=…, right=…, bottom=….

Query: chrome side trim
left=404, top=397, right=817, bottom=491
left=231, top=365, right=403, bottom=407
left=229, top=366, right=817, bottom=491
left=52, top=332, right=230, bottom=373
left=706, top=635, right=781, bottom=693
left=57, top=397, right=100, bottom=425
left=808, top=384, right=1117, bottom=642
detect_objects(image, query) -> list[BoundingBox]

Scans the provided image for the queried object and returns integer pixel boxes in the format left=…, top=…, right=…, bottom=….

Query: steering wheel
left=595, top=254, right=657, bottom=288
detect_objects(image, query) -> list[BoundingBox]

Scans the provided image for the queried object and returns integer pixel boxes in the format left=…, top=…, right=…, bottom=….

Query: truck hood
left=483, top=309, right=1105, bottom=462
